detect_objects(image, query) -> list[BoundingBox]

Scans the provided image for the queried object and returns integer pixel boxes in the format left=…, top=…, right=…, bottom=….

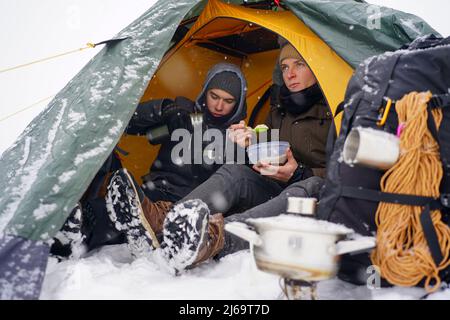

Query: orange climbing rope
left=371, top=91, right=450, bottom=292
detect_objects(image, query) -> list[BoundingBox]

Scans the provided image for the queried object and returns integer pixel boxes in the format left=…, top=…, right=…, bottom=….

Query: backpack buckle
left=377, top=98, right=394, bottom=127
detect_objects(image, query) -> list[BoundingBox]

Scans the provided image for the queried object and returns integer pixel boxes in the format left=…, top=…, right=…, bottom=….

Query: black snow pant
left=179, top=164, right=324, bottom=258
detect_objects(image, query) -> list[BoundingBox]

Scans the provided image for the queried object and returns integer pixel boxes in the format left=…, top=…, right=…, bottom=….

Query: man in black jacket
left=105, top=62, right=248, bottom=255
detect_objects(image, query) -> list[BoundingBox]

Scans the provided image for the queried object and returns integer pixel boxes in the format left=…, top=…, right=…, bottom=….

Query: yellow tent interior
left=117, top=0, right=354, bottom=184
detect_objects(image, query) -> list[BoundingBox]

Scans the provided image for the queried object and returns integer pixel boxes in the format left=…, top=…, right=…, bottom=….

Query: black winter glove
left=162, top=105, right=194, bottom=134
left=161, top=103, right=191, bottom=122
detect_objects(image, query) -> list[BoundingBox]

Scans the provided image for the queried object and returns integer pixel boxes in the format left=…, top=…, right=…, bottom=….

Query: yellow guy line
left=0, top=43, right=96, bottom=74
left=0, top=95, right=55, bottom=122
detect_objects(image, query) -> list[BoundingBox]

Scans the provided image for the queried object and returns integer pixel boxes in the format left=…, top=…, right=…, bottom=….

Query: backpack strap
left=341, top=186, right=447, bottom=266
left=325, top=101, right=345, bottom=163
left=114, top=145, right=129, bottom=156
left=341, top=186, right=445, bottom=209
left=428, top=93, right=450, bottom=110
left=422, top=93, right=450, bottom=266
left=420, top=204, right=444, bottom=267
left=335, top=100, right=345, bottom=116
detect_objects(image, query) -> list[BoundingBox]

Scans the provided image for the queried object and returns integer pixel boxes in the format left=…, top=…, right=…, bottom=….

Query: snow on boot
left=105, top=168, right=160, bottom=257
left=162, top=199, right=224, bottom=273
left=51, top=203, right=87, bottom=260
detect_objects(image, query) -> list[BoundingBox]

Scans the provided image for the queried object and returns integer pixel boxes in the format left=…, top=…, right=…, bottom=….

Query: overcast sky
left=369, top=0, right=449, bottom=36
left=0, top=0, right=155, bottom=153
left=0, top=0, right=448, bottom=155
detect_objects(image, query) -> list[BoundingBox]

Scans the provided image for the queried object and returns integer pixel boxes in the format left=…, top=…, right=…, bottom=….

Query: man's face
left=281, top=58, right=317, bottom=92
left=205, top=89, right=237, bottom=117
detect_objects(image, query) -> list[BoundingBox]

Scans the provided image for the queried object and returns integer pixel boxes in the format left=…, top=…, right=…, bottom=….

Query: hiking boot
left=105, top=168, right=161, bottom=256
left=141, top=197, right=173, bottom=235
left=161, top=199, right=225, bottom=273
left=82, top=197, right=127, bottom=251
left=194, top=213, right=225, bottom=264
left=51, top=203, right=87, bottom=260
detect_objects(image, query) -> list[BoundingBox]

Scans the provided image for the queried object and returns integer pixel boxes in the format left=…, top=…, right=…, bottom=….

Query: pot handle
left=225, top=222, right=262, bottom=246
left=335, top=237, right=376, bottom=255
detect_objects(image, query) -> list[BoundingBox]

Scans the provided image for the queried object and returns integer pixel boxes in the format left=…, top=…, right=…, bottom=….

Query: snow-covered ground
left=40, top=244, right=449, bottom=300
left=2, top=1, right=450, bottom=300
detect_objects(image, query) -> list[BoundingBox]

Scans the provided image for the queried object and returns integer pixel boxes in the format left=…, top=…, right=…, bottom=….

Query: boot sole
left=162, top=199, right=209, bottom=272
left=106, top=169, right=160, bottom=254
left=51, top=203, right=87, bottom=259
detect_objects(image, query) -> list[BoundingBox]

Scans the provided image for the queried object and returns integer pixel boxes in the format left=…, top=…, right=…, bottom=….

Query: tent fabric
left=0, top=235, right=49, bottom=299
left=0, top=0, right=201, bottom=242
left=285, top=0, right=441, bottom=68
left=183, top=0, right=281, bottom=22
left=169, top=0, right=354, bottom=118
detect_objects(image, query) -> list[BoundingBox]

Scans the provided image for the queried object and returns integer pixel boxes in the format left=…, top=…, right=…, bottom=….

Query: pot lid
left=246, top=214, right=354, bottom=236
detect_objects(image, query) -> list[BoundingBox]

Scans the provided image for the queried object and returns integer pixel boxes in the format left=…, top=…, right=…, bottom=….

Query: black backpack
left=317, top=35, right=450, bottom=287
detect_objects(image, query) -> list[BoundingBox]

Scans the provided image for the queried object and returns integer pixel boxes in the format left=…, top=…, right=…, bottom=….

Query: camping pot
left=225, top=215, right=376, bottom=281
left=343, top=127, right=399, bottom=170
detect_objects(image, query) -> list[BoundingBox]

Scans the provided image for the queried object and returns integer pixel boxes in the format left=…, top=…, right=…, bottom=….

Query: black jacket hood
left=195, top=63, right=247, bottom=128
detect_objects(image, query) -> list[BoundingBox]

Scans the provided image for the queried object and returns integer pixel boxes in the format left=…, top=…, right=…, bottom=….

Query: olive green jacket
left=265, top=101, right=332, bottom=178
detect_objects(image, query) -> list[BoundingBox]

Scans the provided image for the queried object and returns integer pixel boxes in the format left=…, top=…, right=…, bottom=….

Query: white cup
left=343, top=127, right=399, bottom=170
left=286, top=197, right=317, bottom=216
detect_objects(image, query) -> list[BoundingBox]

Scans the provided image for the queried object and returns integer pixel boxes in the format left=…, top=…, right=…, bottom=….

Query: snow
left=66, top=110, right=87, bottom=130
left=41, top=246, right=279, bottom=299
left=210, top=191, right=228, bottom=212
left=399, top=18, right=422, bottom=35
left=40, top=244, right=450, bottom=300
left=33, top=204, right=58, bottom=220
left=17, top=137, right=31, bottom=167
left=247, top=214, right=354, bottom=235
left=58, top=170, right=77, bottom=184
left=73, top=120, right=122, bottom=166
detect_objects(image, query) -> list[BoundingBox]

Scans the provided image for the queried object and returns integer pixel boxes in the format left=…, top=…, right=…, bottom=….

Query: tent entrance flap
left=119, top=0, right=355, bottom=184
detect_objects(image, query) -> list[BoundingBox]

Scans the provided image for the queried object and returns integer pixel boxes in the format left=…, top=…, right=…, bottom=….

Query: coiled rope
left=371, top=91, right=450, bottom=292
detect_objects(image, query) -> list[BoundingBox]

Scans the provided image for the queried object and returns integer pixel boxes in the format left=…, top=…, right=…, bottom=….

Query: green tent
left=0, top=0, right=439, bottom=299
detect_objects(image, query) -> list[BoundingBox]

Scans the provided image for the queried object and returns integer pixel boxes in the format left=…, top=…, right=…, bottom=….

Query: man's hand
left=253, top=148, right=298, bottom=182
left=228, top=120, right=254, bottom=148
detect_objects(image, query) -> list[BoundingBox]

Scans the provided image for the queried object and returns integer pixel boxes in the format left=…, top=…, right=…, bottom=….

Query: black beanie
left=205, top=71, right=241, bottom=100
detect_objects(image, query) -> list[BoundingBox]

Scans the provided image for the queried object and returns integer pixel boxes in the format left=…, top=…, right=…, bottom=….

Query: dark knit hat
left=205, top=71, right=241, bottom=100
